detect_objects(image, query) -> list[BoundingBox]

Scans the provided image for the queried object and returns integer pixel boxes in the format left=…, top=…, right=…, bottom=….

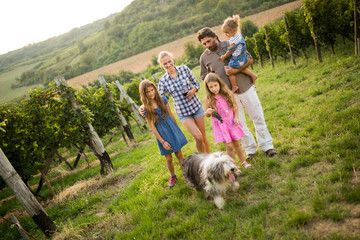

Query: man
left=197, top=27, right=276, bottom=160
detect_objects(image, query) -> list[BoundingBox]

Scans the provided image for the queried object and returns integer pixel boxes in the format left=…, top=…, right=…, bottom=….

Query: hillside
left=0, top=0, right=299, bottom=103
left=1, top=37, right=359, bottom=239
left=67, top=0, right=303, bottom=88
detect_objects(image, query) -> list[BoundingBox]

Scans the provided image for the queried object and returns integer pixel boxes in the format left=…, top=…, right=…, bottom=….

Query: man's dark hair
left=197, top=27, right=219, bottom=42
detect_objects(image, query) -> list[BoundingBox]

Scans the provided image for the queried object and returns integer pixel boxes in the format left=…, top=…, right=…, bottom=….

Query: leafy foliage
left=0, top=80, right=137, bottom=189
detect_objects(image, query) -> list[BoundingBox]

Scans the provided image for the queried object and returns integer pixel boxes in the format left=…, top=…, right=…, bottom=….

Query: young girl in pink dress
left=204, top=73, right=252, bottom=169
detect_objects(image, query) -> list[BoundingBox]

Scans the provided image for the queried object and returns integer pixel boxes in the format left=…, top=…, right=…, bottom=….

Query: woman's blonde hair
left=221, top=15, right=240, bottom=33
left=157, top=51, right=173, bottom=65
left=204, top=73, right=237, bottom=113
left=139, top=79, right=168, bottom=123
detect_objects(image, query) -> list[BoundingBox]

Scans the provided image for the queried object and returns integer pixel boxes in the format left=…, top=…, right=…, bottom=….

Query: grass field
left=0, top=63, right=43, bottom=103
left=0, top=38, right=359, bottom=239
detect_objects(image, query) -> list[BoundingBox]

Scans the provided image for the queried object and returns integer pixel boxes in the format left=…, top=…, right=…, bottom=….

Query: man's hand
left=224, top=66, right=239, bottom=76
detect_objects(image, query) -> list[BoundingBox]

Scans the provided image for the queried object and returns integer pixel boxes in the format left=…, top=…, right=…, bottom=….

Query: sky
left=0, top=0, right=133, bottom=55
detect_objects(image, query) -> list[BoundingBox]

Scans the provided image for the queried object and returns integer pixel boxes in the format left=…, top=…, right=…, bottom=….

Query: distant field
left=67, top=0, right=303, bottom=89
left=0, top=63, right=42, bottom=103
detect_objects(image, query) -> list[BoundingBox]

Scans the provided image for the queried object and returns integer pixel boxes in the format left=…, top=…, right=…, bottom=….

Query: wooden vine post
left=283, top=15, right=296, bottom=66
left=36, top=152, right=56, bottom=195
left=0, top=148, right=57, bottom=238
left=98, top=75, right=136, bottom=146
left=355, top=0, right=359, bottom=55
left=115, top=80, right=148, bottom=131
left=264, top=27, right=275, bottom=68
left=254, top=36, right=264, bottom=69
left=55, top=77, right=113, bottom=175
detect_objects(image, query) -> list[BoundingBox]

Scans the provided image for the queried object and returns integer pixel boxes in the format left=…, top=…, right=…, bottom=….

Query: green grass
left=1, top=41, right=360, bottom=239
left=0, top=62, right=43, bottom=103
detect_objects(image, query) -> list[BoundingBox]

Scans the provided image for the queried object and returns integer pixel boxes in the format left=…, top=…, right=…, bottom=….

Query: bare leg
left=194, top=116, right=210, bottom=153
left=174, top=150, right=184, bottom=168
left=165, top=154, right=175, bottom=176
left=224, top=142, right=236, bottom=163
left=232, top=140, right=246, bottom=165
left=182, top=118, right=205, bottom=153
left=242, top=68, right=258, bottom=84
left=229, top=74, right=239, bottom=93
left=225, top=142, right=242, bottom=175
left=233, top=140, right=252, bottom=168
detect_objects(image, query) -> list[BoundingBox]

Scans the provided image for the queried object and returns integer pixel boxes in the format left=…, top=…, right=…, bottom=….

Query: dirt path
left=67, top=0, right=303, bottom=88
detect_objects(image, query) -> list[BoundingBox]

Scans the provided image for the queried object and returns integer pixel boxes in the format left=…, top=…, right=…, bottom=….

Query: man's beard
left=208, top=40, right=219, bottom=52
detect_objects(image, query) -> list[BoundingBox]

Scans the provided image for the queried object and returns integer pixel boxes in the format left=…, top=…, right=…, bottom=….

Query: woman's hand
left=186, top=88, right=197, bottom=99
left=162, top=141, right=172, bottom=150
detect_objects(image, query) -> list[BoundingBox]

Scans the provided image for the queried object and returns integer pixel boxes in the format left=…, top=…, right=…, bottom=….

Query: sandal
left=241, top=161, right=253, bottom=169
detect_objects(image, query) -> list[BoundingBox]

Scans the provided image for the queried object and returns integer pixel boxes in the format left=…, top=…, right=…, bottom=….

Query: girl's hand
left=234, top=117, right=240, bottom=126
left=205, top=108, right=215, bottom=117
left=163, top=141, right=172, bottom=151
left=139, top=105, right=145, bottom=117
left=220, top=55, right=226, bottom=61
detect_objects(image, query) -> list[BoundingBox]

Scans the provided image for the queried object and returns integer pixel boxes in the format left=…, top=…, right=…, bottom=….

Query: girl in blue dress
left=139, top=79, right=188, bottom=188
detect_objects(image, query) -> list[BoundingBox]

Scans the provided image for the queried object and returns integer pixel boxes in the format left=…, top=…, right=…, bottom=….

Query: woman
left=141, top=51, right=209, bottom=153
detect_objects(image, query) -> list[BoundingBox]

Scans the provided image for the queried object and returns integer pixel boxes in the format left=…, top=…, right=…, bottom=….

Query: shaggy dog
left=181, top=152, right=240, bottom=209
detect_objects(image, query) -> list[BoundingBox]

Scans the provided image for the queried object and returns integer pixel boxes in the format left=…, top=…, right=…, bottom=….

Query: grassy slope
left=1, top=41, right=360, bottom=239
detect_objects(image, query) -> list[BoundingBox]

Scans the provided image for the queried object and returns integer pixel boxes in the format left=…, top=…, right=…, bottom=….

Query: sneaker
left=265, top=149, right=276, bottom=157
left=169, top=176, right=177, bottom=188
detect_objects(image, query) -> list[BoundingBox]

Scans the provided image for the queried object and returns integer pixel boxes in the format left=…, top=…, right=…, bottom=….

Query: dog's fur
left=181, top=152, right=240, bottom=209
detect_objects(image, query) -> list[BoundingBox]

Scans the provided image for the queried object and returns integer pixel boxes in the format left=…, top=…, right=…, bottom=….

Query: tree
left=304, top=0, right=338, bottom=59
left=241, top=19, right=259, bottom=38
left=283, top=9, right=313, bottom=60
left=354, top=0, right=360, bottom=55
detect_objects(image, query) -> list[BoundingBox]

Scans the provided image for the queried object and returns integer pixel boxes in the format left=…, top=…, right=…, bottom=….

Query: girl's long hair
left=204, top=73, right=237, bottom=113
left=139, top=79, right=168, bottom=123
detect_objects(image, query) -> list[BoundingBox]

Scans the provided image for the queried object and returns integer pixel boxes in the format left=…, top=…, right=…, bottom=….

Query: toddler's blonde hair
left=221, top=15, right=240, bottom=33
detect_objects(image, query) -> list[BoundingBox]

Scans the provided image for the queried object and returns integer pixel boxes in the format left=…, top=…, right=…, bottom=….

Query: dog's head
left=204, top=152, right=239, bottom=184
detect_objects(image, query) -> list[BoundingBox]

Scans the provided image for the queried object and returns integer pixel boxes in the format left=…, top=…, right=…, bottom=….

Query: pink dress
left=212, top=95, right=245, bottom=143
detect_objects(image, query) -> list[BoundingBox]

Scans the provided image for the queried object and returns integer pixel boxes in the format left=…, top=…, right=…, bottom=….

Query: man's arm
left=199, top=56, right=209, bottom=80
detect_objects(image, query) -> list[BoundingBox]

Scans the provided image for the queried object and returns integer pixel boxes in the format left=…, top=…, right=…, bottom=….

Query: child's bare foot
left=251, top=75, right=258, bottom=85
left=231, top=85, right=239, bottom=93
